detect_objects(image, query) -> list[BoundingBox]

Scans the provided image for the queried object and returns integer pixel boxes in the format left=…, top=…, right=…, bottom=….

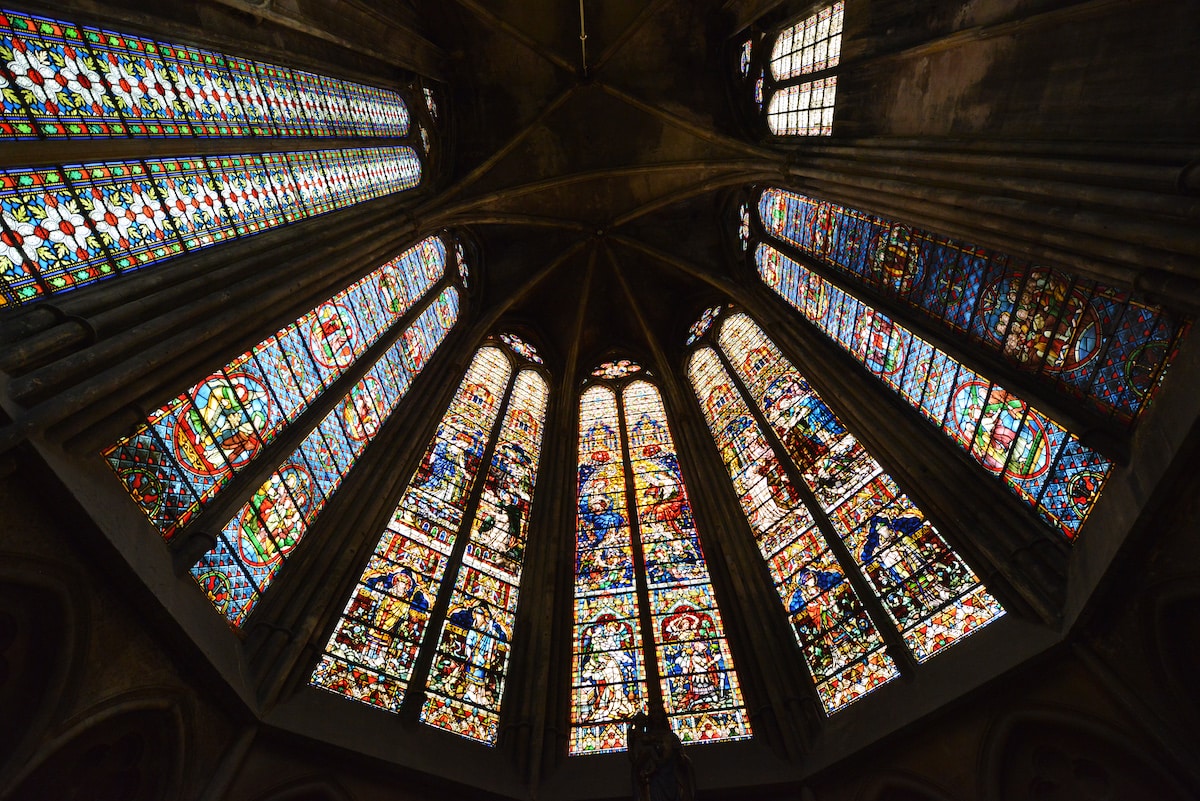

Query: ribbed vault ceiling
left=410, top=0, right=778, bottom=371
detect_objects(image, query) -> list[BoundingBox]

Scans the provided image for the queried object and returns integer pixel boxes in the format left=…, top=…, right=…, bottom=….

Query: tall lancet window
left=747, top=187, right=1191, bottom=538
left=0, top=8, right=427, bottom=307
left=687, top=308, right=1004, bottom=714
left=104, top=234, right=464, bottom=624
left=734, top=2, right=844, bottom=137
left=571, top=365, right=751, bottom=755
left=313, top=334, right=548, bottom=746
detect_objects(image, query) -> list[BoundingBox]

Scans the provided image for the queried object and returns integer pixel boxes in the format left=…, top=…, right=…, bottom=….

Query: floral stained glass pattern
left=0, top=8, right=411, bottom=140
left=756, top=242, right=1114, bottom=539
left=499, top=333, right=543, bottom=364
left=421, top=370, right=549, bottom=743
left=757, top=187, right=1187, bottom=424
left=572, top=385, right=646, bottom=753
left=686, top=305, right=725, bottom=346
left=312, top=347, right=513, bottom=711
left=191, top=287, right=460, bottom=625
left=717, top=314, right=1004, bottom=660
left=0, top=146, right=421, bottom=307
left=687, top=346, right=897, bottom=712
left=104, top=236, right=448, bottom=541
left=623, top=381, right=751, bottom=745
left=592, top=359, right=642, bottom=380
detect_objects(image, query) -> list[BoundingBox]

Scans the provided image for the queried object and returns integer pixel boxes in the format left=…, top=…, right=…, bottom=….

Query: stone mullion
left=757, top=230, right=1129, bottom=458
left=247, top=324, right=476, bottom=705
left=0, top=202, right=427, bottom=456
left=653, top=350, right=817, bottom=755
left=711, top=336, right=920, bottom=677
left=746, top=279, right=1067, bottom=623
left=168, top=275, right=459, bottom=571
left=398, top=359, right=520, bottom=724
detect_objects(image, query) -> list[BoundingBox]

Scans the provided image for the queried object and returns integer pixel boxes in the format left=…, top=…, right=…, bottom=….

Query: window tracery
left=312, top=336, right=549, bottom=746
left=571, top=371, right=751, bottom=754
left=686, top=310, right=1004, bottom=712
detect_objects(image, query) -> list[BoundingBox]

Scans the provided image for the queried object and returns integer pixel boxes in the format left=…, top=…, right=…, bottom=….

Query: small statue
left=628, top=710, right=695, bottom=801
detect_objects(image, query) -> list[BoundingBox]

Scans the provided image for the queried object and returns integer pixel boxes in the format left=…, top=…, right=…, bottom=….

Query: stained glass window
left=756, top=188, right=1187, bottom=425
left=500, top=333, right=543, bottom=364
left=454, top=242, right=469, bottom=287
left=687, top=312, right=1005, bottom=712
left=191, top=286, right=460, bottom=625
left=748, top=185, right=1191, bottom=538
left=770, top=2, right=844, bottom=80
left=0, top=8, right=411, bottom=141
left=104, top=235, right=449, bottom=541
left=0, top=146, right=421, bottom=307
left=686, top=305, right=725, bottom=346
left=737, top=2, right=843, bottom=136
left=592, top=359, right=642, bottom=380
left=687, top=346, right=897, bottom=712
left=421, top=370, right=548, bottom=742
left=312, top=336, right=550, bottom=742
left=571, top=375, right=751, bottom=754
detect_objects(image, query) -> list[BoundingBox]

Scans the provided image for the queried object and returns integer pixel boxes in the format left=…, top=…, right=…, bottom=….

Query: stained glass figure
left=716, top=314, right=1004, bottom=660
left=687, top=346, right=898, bottom=712
left=738, top=203, right=751, bottom=251
left=499, top=333, right=543, bottom=364
left=686, top=306, right=724, bottom=346
left=0, top=146, right=422, bottom=307
left=738, top=40, right=752, bottom=77
left=312, top=347, right=514, bottom=710
left=0, top=8, right=411, bottom=142
left=571, top=377, right=751, bottom=754
left=753, top=233, right=1120, bottom=539
left=421, top=370, right=549, bottom=743
left=592, top=359, right=642, bottom=380
left=756, top=187, right=1187, bottom=425
left=105, top=236, right=449, bottom=540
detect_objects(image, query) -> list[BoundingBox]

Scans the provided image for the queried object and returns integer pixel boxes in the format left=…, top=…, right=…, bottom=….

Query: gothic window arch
left=104, top=233, right=466, bottom=624
left=742, top=186, right=1191, bottom=538
left=0, top=7, right=430, bottom=308
left=685, top=306, right=1004, bottom=713
left=312, top=333, right=549, bottom=746
left=571, top=362, right=752, bottom=754
left=734, top=2, right=844, bottom=137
